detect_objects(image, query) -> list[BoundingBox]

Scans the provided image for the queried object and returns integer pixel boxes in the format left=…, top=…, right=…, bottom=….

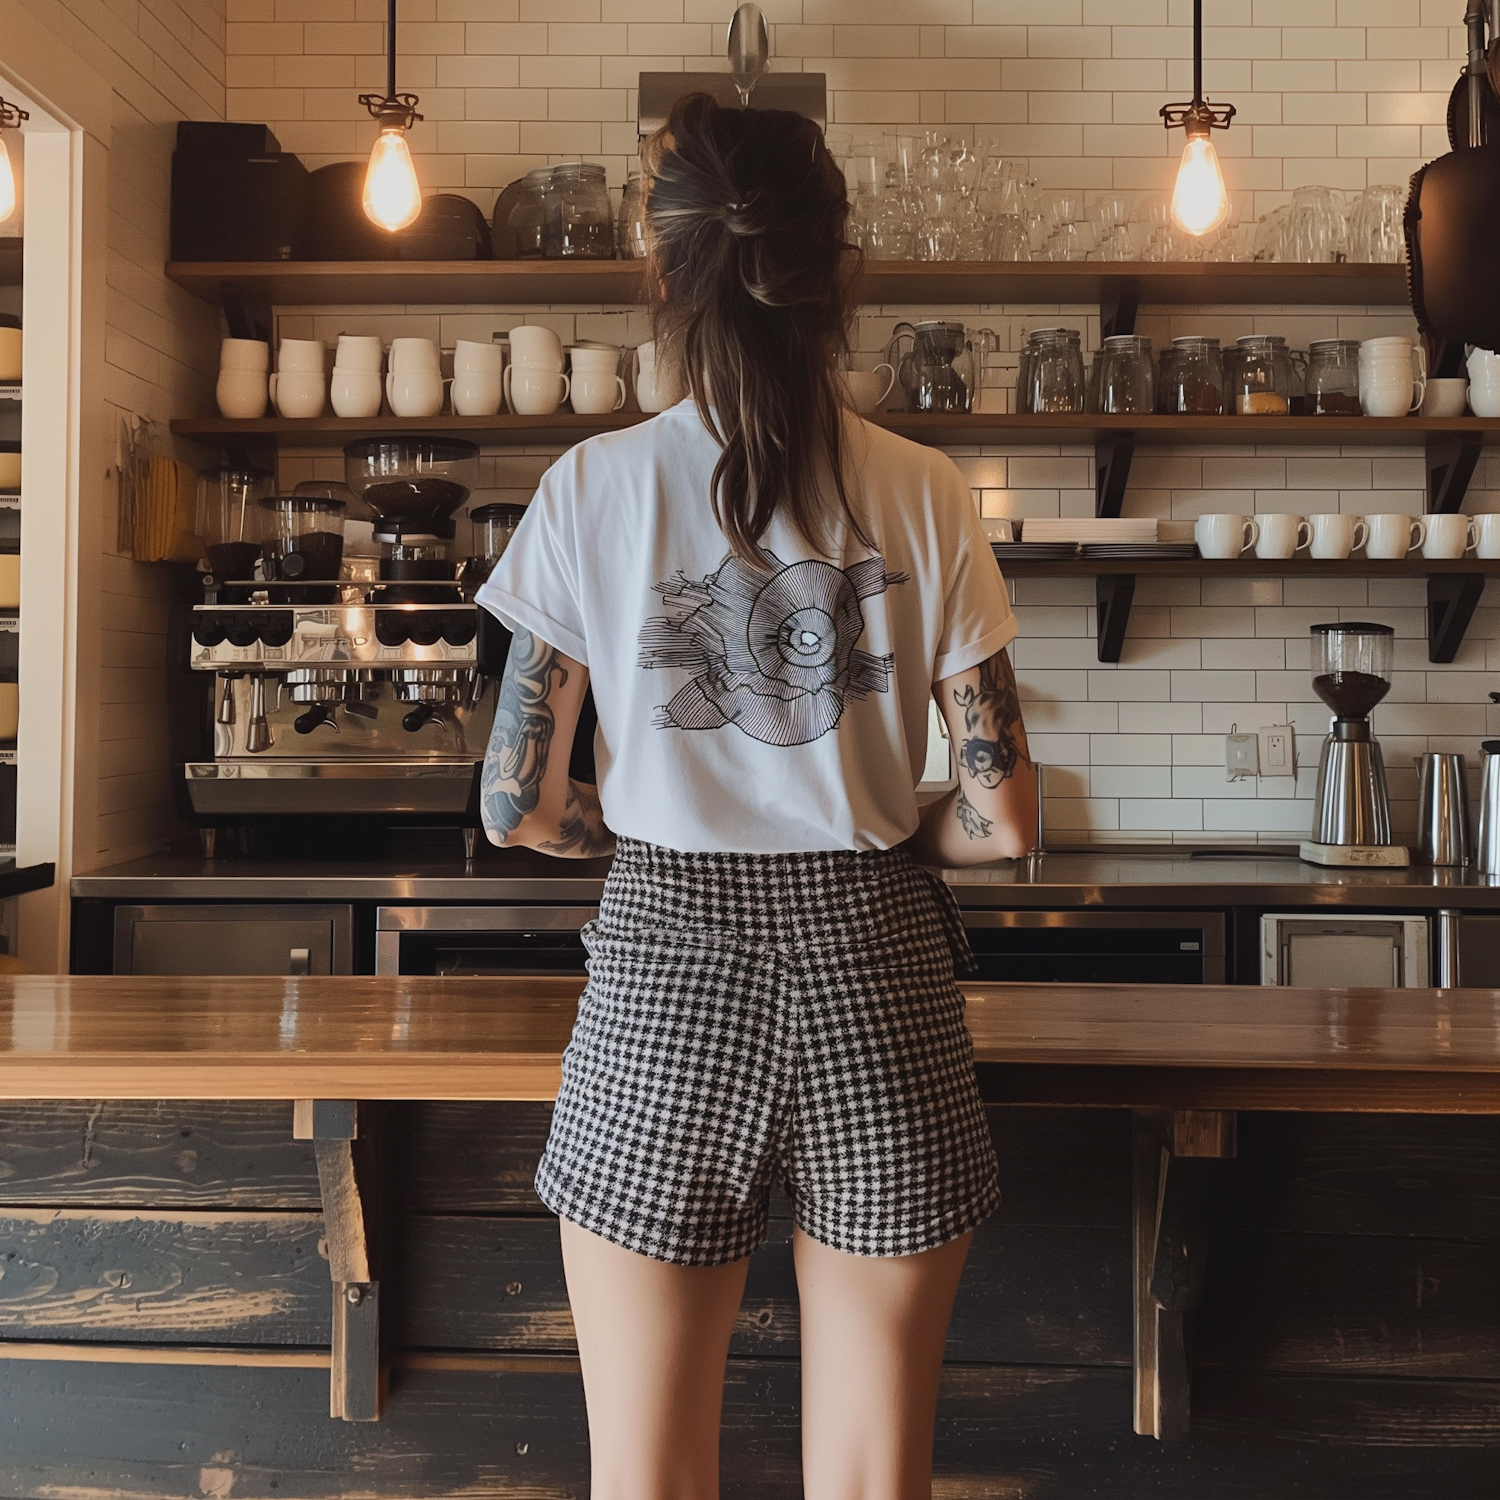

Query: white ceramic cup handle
left=1241, top=518, right=1260, bottom=553
left=1296, top=519, right=1313, bottom=550
left=874, top=362, right=897, bottom=404
left=385, top=371, right=396, bottom=406
left=502, top=365, right=513, bottom=412
left=268, top=372, right=280, bottom=404
left=1409, top=517, right=1426, bottom=550
left=559, top=373, right=571, bottom=403
left=611, top=376, right=627, bottom=412
left=1351, top=518, right=1369, bottom=552
left=1468, top=517, right=1480, bottom=552
left=1410, top=345, right=1427, bottom=411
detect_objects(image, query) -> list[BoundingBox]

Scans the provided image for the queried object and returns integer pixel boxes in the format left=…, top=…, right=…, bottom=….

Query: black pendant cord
left=386, top=0, right=397, bottom=105
left=1160, top=0, right=1233, bottom=136
left=1192, top=0, right=1203, bottom=108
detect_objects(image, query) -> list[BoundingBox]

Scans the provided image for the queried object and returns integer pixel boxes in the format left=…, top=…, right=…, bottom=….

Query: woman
left=476, top=95, right=1037, bottom=1499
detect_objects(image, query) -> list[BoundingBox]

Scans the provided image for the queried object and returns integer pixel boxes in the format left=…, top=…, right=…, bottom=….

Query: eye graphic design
left=639, top=551, right=908, bottom=747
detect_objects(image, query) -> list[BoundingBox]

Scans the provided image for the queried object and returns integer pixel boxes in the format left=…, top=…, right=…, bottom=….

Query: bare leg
left=796, top=1228, right=972, bottom=1500
left=559, top=1216, right=750, bottom=1500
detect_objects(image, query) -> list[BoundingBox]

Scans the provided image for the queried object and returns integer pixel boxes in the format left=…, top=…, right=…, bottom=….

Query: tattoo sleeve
left=481, top=628, right=567, bottom=844
left=952, top=648, right=1031, bottom=840
left=539, top=781, right=614, bottom=858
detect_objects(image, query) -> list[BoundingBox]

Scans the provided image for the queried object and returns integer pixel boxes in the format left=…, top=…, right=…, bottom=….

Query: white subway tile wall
left=234, top=2, right=1492, bottom=846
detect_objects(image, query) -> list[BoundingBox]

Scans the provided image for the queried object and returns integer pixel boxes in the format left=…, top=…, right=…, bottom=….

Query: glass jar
left=197, top=463, right=273, bottom=580
left=1016, top=327, right=1085, bottom=414
left=1159, top=336, right=1224, bottom=414
left=1094, top=334, right=1155, bottom=415
left=1305, top=338, right=1363, bottom=416
left=507, top=167, right=553, bottom=260
left=1230, top=334, right=1293, bottom=415
left=258, top=494, right=347, bottom=580
left=460, top=502, right=528, bottom=599
left=616, top=172, right=646, bottom=259
left=543, top=163, right=615, bottom=260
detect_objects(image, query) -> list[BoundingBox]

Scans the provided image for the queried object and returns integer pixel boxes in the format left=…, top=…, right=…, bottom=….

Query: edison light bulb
left=1170, top=134, right=1228, bottom=237
left=0, top=135, right=15, bottom=225
left=363, top=127, right=421, bottom=232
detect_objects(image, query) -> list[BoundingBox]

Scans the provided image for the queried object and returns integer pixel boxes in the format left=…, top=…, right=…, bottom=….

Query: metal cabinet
left=112, top=904, right=353, bottom=975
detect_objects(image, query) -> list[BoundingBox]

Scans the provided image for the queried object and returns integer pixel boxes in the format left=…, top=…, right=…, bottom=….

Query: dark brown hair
left=642, top=93, right=866, bottom=564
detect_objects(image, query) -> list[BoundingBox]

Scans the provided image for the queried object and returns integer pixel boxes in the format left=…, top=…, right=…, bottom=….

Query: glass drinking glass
left=1347, top=184, right=1406, bottom=264
left=1287, top=185, right=1346, bottom=263
left=1095, top=335, right=1155, bottom=414
left=1017, top=328, right=1086, bottom=414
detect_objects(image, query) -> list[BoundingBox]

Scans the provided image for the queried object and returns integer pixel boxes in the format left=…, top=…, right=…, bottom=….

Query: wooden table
left=4, top=975, right=1498, bottom=1435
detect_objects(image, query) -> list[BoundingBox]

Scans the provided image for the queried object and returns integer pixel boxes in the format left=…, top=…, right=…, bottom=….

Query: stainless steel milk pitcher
left=1415, top=751, right=1470, bottom=866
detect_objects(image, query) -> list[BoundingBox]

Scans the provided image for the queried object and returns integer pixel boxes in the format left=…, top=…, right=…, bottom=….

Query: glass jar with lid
left=461, top=502, right=528, bottom=600
left=543, top=163, right=615, bottom=260
left=616, top=172, right=646, bottom=259
left=1016, top=327, right=1086, bottom=414
left=507, top=167, right=553, bottom=260
left=1093, top=334, right=1155, bottom=415
left=1230, top=334, right=1293, bottom=415
left=1305, top=338, right=1362, bottom=416
left=1159, top=336, right=1224, bottom=414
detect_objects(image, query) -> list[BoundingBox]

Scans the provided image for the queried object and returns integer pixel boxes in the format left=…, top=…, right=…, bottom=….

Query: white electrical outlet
left=1258, top=723, right=1295, bottom=777
left=1224, top=731, right=1258, bottom=779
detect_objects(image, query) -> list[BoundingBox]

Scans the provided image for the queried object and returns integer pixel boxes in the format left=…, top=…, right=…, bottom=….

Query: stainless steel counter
left=69, top=847, right=1500, bottom=910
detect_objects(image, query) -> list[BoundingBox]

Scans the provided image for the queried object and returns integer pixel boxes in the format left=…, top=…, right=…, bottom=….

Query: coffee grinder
left=1301, top=621, right=1409, bottom=867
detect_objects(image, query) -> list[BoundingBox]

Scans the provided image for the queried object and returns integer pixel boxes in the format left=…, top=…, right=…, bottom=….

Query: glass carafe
left=887, top=320, right=970, bottom=412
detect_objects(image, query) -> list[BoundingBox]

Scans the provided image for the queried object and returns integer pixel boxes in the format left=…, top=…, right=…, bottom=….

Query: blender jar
left=259, top=494, right=348, bottom=580
left=197, top=463, right=273, bottom=579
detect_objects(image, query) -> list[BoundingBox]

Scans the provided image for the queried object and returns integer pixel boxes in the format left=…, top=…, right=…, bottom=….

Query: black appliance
left=170, top=121, right=308, bottom=263
left=397, top=193, right=492, bottom=260
left=376, top=905, right=594, bottom=975
left=301, top=161, right=400, bottom=260
left=962, top=909, right=1226, bottom=984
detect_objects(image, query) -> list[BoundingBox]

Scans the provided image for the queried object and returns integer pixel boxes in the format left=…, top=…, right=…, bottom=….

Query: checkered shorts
left=534, top=836, right=1000, bottom=1266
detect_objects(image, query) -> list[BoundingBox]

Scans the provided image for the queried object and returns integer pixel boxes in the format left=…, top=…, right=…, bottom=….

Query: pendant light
left=358, top=0, right=423, bottom=232
left=0, top=98, right=30, bottom=226
left=1159, top=0, right=1236, bottom=236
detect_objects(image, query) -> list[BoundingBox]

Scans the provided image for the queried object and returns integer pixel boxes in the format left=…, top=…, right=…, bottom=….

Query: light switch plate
left=1225, top=732, right=1258, bottom=778
left=1258, top=723, right=1295, bottom=777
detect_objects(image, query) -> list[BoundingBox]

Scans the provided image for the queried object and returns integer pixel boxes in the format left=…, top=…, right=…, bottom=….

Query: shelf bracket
left=1427, top=572, right=1486, bottom=663
left=1427, top=434, right=1483, bottom=514
left=1100, top=278, right=1140, bottom=341
left=1095, top=429, right=1136, bottom=518
left=1134, top=1110, right=1236, bottom=1442
left=1096, top=573, right=1136, bottom=662
left=295, top=1100, right=385, bottom=1422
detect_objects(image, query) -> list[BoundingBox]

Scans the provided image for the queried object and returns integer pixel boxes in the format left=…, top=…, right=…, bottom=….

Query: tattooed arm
left=904, top=647, right=1039, bottom=867
left=481, top=627, right=614, bottom=859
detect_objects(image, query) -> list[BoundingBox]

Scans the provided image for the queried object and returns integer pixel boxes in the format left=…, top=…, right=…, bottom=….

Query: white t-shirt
left=476, top=399, right=1017, bottom=854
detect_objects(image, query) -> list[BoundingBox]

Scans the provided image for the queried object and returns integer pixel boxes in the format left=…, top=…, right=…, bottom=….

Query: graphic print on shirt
left=638, top=550, right=909, bottom=747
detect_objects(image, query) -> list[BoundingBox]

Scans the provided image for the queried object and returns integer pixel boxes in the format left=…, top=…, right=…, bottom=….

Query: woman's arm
left=480, top=627, right=614, bottom=858
left=904, top=647, right=1038, bottom=868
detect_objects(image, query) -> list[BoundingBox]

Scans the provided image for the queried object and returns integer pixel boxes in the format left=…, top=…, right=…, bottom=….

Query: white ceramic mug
left=1253, top=512, right=1311, bottom=559
left=508, top=324, right=566, bottom=371
left=388, top=336, right=442, bottom=373
left=1363, top=513, right=1426, bottom=560
left=385, top=368, right=447, bottom=418
left=1473, top=512, right=1500, bottom=558
left=330, top=368, right=384, bottom=419
left=570, top=369, right=627, bottom=414
left=635, top=339, right=658, bottom=370
left=1467, top=348, right=1500, bottom=418
left=269, top=369, right=325, bottom=419
left=216, top=368, right=269, bottom=419
left=334, top=334, right=384, bottom=373
left=1421, top=378, right=1469, bottom=418
left=1423, top=511, right=1478, bottom=559
left=276, top=338, right=325, bottom=374
left=1195, top=513, right=1259, bottom=559
left=453, top=339, right=503, bottom=375
left=504, top=364, right=570, bottom=416
left=570, top=344, right=621, bottom=372
left=635, top=359, right=683, bottom=414
left=843, top=364, right=898, bottom=413
left=220, top=337, right=270, bottom=372
left=452, top=369, right=503, bottom=417
left=1307, top=512, right=1368, bottom=559
left=1359, top=338, right=1426, bottom=417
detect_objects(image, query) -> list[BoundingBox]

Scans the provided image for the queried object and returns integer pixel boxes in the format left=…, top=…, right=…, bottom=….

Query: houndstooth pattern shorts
left=534, top=836, right=1000, bottom=1266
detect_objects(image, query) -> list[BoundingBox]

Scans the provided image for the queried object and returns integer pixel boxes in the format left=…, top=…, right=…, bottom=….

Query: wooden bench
left=4, top=975, right=1497, bottom=1435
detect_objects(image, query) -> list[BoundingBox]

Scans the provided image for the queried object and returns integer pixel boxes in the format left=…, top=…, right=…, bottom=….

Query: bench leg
left=295, top=1100, right=384, bottom=1421
left=1133, top=1109, right=1236, bottom=1440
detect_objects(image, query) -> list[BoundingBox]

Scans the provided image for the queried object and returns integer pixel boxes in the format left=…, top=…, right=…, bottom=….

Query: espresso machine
left=1301, top=621, right=1409, bottom=867
left=184, top=438, right=515, bottom=849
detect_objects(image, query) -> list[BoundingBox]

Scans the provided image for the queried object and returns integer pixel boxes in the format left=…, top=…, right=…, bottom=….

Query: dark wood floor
left=0, top=1101, right=1496, bottom=1495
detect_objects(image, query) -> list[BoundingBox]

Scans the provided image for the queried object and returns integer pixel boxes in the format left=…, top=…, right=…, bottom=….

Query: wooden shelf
left=164, top=258, right=1412, bottom=310
left=170, top=410, right=1500, bottom=451
left=999, top=556, right=1500, bottom=577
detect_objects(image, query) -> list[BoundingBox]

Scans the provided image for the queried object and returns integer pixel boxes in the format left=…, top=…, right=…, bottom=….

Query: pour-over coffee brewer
left=1301, top=621, right=1410, bottom=867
